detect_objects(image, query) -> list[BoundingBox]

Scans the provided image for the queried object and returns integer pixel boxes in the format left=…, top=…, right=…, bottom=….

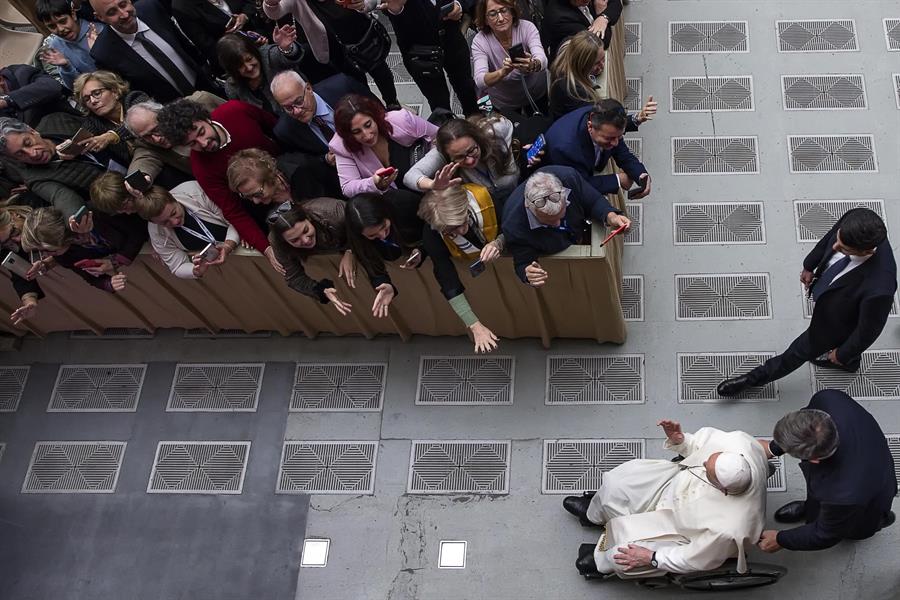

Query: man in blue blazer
left=544, top=98, right=650, bottom=198
left=757, top=389, right=896, bottom=552
left=719, top=208, right=897, bottom=395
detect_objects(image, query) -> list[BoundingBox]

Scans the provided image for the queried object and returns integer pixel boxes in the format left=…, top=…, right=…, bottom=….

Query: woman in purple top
left=470, top=0, right=548, bottom=115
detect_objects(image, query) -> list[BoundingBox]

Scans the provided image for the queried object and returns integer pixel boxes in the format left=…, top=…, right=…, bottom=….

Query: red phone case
left=75, top=259, right=101, bottom=269
left=376, top=167, right=396, bottom=177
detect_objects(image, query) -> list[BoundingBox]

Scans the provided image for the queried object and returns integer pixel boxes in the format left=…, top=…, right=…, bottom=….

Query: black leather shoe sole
left=774, top=500, right=806, bottom=523
left=716, top=374, right=754, bottom=397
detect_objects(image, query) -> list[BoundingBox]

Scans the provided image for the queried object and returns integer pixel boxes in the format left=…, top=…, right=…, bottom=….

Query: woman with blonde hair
left=226, top=148, right=293, bottom=206
left=72, top=70, right=144, bottom=166
left=417, top=183, right=502, bottom=353
left=0, top=205, right=43, bottom=325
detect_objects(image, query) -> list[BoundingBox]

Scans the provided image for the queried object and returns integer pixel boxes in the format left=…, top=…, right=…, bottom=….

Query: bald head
left=90, top=0, right=138, bottom=33
left=271, top=71, right=315, bottom=124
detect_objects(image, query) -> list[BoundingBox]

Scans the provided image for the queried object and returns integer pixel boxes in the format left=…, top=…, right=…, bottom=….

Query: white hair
left=0, top=117, right=32, bottom=153
left=124, top=100, right=163, bottom=133
left=524, top=171, right=564, bottom=217
left=270, top=70, right=308, bottom=96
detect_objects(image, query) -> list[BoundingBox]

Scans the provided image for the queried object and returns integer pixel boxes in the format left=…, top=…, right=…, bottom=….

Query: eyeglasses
left=266, top=200, right=293, bottom=224
left=238, top=184, right=267, bottom=201
left=530, top=189, right=567, bottom=208
left=281, top=86, right=311, bottom=114
left=486, top=7, right=510, bottom=19
left=81, top=87, right=109, bottom=104
left=452, top=145, right=480, bottom=163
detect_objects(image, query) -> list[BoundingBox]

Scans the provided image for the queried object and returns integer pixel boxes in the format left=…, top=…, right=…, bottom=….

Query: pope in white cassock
left=563, top=420, right=769, bottom=579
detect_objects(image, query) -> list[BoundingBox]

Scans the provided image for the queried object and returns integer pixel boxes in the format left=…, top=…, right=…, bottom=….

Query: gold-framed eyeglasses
left=487, top=7, right=510, bottom=19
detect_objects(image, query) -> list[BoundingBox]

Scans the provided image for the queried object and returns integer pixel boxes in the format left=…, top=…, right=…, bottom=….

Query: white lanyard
left=178, top=205, right=217, bottom=244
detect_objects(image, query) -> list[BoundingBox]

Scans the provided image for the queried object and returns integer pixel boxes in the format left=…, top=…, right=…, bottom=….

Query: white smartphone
left=2, top=252, right=31, bottom=278
left=198, top=242, right=219, bottom=263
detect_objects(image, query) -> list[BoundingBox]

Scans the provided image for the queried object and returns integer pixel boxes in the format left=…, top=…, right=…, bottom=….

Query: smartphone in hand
left=469, top=259, right=486, bottom=278
left=507, top=43, right=526, bottom=61
left=74, top=258, right=102, bottom=269
left=439, top=1, right=455, bottom=17
left=402, top=249, right=421, bottom=268
left=627, top=174, right=648, bottom=199
left=124, top=170, right=152, bottom=192
left=198, top=242, right=219, bottom=263
left=526, top=134, right=545, bottom=163
left=375, top=166, right=396, bottom=178
left=1, top=252, right=31, bottom=278
left=72, top=205, right=89, bottom=225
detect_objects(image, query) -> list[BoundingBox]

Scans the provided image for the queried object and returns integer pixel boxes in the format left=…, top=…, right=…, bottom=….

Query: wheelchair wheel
left=673, top=561, right=787, bottom=591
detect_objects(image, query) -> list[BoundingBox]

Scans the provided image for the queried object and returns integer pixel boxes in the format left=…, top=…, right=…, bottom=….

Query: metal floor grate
left=810, top=350, right=900, bottom=400
left=546, top=355, right=644, bottom=404
left=167, top=363, right=264, bottom=412
left=793, top=199, right=884, bottom=242
left=0, top=366, right=29, bottom=412
left=622, top=275, right=644, bottom=322
left=669, top=21, right=748, bottom=53
left=625, top=78, right=642, bottom=112
left=542, top=439, right=645, bottom=494
left=70, top=328, right=154, bottom=339
left=385, top=52, right=416, bottom=84
left=623, top=137, right=642, bottom=161
left=624, top=22, right=641, bottom=54
left=782, top=75, right=866, bottom=110
left=887, top=436, right=900, bottom=495
left=675, top=274, right=772, bottom=320
left=672, top=136, right=759, bottom=175
left=767, top=456, right=787, bottom=492
left=894, top=74, right=900, bottom=109
left=884, top=18, right=900, bottom=50
left=277, top=441, right=378, bottom=494
left=49, top=365, right=146, bottom=412
left=416, top=356, right=514, bottom=405
left=673, top=202, right=765, bottom=245
left=788, top=135, right=876, bottom=173
left=291, top=364, right=386, bottom=411
left=678, top=352, right=778, bottom=402
left=147, top=441, right=251, bottom=494
left=624, top=203, right=642, bottom=245
left=777, top=19, right=858, bottom=52
left=22, top=441, right=126, bottom=493
left=408, top=440, right=510, bottom=494
left=183, top=329, right=272, bottom=338
left=670, top=76, right=753, bottom=112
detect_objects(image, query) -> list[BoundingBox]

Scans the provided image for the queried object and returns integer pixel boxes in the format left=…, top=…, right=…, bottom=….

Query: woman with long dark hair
left=217, top=31, right=305, bottom=115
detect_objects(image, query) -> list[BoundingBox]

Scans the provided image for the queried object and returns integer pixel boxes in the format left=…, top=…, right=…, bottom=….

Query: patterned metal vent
left=782, top=75, right=866, bottom=110
left=622, top=275, right=644, bottom=322
left=408, top=440, right=510, bottom=494
left=671, top=76, right=753, bottom=111
left=673, top=202, right=765, bottom=245
left=678, top=352, right=777, bottom=402
left=887, top=436, right=900, bottom=495
left=0, top=366, right=29, bottom=412
left=672, top=137, right=759, bottom=175
left=147, top=441, right=251, bottom=494
left=624, top=202, right=642, bottom=245
left=277, top=441, right=378, bottom=494
left=669, top=21, right=748, bottom=53
left=167, top=363, right=264, bottom=412
left=546, top=355, right=644, bottom=404
left=793, top=199, right=884, bottom=242
left=623, top=137, right=642, bottom=161
left=777, top=20, right=858, bottom=52
left=416, top=356, right=514, bottom=405
left=49, top=365, right=146, bottom=412
left=894, top=74, right=900, bottom=109
left=788, top=135, right=876, bottom=173
left=675, top=274, right=772, bottom=320
left=767, top=456, right=787, bottom=492
left=183, top=329, right=272, bottom=338
left=291, top=364, right=386, bottom=411
left=884, top=18, right=900, bottom=50
left=385, top=52, right=415, bottom=84
left=542, top=439, right=645, bottom=494
left=624, top=77, right=642, bottom=111
left=22, top=441, right=126, bottom=493
left=406, top=103, right=424, bottom=116
left=811, top=350, right=900, bottom=400
left=70, top=328, right=154, bottom=339
left=624, top=22, right=641, bottom=54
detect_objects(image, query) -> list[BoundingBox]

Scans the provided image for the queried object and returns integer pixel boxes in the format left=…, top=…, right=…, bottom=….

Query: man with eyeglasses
left=500, top=165, right=630, bottom=286
left=756, top=390, right=896, bottom=555
left=563, top=419, right=768, bottom=580
left=544, top=97, right=650, bottom=199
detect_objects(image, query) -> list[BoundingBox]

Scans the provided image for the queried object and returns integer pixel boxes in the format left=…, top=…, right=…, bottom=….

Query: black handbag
left=341, top=16, right=392, bottom=73
left=405, top=44, right=444, bottom=78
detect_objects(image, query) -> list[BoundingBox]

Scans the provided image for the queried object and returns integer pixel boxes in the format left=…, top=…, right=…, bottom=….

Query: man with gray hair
left=500, top=165, right=630, bottom=285
left=757, top=389, right=896, bottom=553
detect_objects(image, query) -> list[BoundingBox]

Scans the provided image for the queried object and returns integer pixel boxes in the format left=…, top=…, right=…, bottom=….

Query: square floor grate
left=385, top=52, right=415, bottom=84
left=49, top=365, right=146, bottom=412
left=624, top=203, right=642, bottom=245
left=277, top=441, right=378, bottom=494
left=167, top=363, right=264, bottom=412
left=673, top=202, right=765, bottom=245
left=678, top=352, right=778, bottom=402
left=777, top=20, right=858, bottom=52
left=622, top=275, right=644, bottom=322
left=670, top=76, right=753, bottom=112
left=894, top=74, right=900, bottom=109
left=147, top=441, right=250, bottom=494
left=22, top=441, right=126, bottom=493
left=810, top=350, right=900, bottom=400
left=408, top=440, right=510, bottom=494
left=672, top=137, right=759, bottom=175
left=788, top=135, right=876, bottom=173
left=624, top=23, right=641, bottom=54
left=625, top=78, right=642, bottom=111
left=675, top=274, right=772, bottom=320
left=0, top=366, right=29, bottom=412
left=546, top=355, right=644, bottom=404
left=767, top=456, right=787, bottom=492
left=793, top=199, right=884, bottom=242
left=669, top=21, right=748, bottom=53
left=623, top=137, right=642, bottom=161
left=291, top=363, right=386, bottom=411
left=416, top=356, right=514, bottom=405
left=887, top=436, right=900, bottom=495
left=542, top=439, right=645, bottom=494
left=782, top=75, right=866, bottom=110
left=884, top=18, right=900, bottom=50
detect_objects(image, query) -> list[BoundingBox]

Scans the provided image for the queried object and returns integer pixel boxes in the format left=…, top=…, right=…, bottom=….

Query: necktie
left=312, top=115, right=335, bottom=141
left=811, top=255, right=851, bottom=301
left=134, top=31, right=194, bottom=96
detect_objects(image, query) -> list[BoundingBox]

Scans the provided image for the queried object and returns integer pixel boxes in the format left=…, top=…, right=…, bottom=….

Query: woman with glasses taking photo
left=72, top=70, right=144, bottom=168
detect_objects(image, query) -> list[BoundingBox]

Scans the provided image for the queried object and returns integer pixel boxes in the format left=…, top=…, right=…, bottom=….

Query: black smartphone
left=627, top=174, right=648, bottom=199
left=507, top=43, right=526, bottom=61
left=439, top=1, right=455, bottom=18
left=469, top=259, right=485, bottom=278
left=72, top=205, right=89, bottom=224
left=125, top=170, right=151, bottom=192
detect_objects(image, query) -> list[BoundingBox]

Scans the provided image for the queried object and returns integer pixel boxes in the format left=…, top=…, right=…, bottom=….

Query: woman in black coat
left=541, top=0, right=621, bottom=59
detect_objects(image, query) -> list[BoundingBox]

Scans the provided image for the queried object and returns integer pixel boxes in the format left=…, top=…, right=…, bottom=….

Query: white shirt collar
left=111, top=18, right=150, bottom=45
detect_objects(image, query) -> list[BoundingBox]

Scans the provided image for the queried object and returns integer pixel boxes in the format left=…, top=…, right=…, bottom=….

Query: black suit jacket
left=802, top=214, right=897, bottom=363
left=171, top=0, right=257, bottom=64
left=0, top=65, right=76, bottom=127
left=776, top=390, right=897, bottom=551
left=90, top=0, right=219, bottom=102
left=541, top=0, right=621, bottom=58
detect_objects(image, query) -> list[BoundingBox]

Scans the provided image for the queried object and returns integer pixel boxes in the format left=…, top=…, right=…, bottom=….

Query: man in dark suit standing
left=541, top=0, right=622, bottom=59
left=757, top=389, right=896, bottom=553
left=544, top=98, right=650, bottom=199
left=719, top=208, right=897, bottom=396
left=89, top=0, right=221, bottom=103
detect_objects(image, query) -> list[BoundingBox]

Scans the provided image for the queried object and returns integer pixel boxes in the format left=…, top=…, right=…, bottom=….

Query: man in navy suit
left=544, top=98, right=650, bottom=199
left=757, top=390, right=896, bottom=552
left=719, top=208, right=897, bottom=396
left=89, top=0, right=221, bottom=103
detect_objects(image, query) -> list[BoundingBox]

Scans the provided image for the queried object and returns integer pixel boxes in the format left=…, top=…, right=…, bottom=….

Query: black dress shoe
left=774, top=500, right=806, bottom=523
left=563, top=492, right=602, bottom=527
left=716, top=374, right=756, bottom=397
left=880, top=511, right=896, bottom=529
left=576, top=543, right=602, bottom=578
